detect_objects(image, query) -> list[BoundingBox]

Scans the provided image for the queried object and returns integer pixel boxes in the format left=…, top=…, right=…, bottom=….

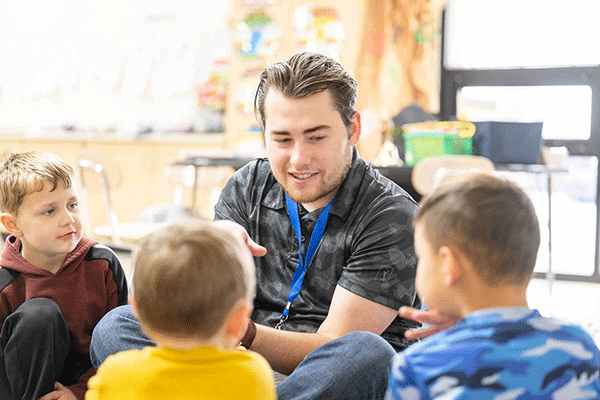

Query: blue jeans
left=91, top=305, right=396, bottom=400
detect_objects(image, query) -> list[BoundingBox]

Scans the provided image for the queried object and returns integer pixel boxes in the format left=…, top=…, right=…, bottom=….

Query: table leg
left=191, top=166, right=199, bottom=212
left=547, top=172, right=554, bottom=297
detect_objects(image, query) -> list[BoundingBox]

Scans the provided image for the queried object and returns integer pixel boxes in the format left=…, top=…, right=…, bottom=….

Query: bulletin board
left=224, top=0, right=365, bottom=153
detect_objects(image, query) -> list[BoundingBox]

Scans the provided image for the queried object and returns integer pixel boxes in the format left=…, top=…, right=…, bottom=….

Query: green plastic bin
left=403, top=132, right=473, bottom=166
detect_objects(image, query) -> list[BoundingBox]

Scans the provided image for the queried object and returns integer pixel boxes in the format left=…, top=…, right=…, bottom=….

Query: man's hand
left=212, top=220, right=267, bottom=257
left=399, top=306, right=458, bottom=341
left=38, top=382, right=77, bottom=400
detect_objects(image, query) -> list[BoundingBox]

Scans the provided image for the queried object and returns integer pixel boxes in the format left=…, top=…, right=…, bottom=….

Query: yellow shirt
left=85, top=346, right=276, bottom=400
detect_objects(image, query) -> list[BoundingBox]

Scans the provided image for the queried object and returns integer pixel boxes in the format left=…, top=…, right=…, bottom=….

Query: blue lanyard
left=276, top=194, right=334, bottom=329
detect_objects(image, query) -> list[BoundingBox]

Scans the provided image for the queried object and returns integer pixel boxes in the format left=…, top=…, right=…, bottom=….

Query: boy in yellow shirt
left=85, top=219, right=276, bottom=400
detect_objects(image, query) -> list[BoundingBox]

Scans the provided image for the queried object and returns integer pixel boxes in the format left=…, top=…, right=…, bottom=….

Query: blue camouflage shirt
left=387, top=307, right=600, bottom=399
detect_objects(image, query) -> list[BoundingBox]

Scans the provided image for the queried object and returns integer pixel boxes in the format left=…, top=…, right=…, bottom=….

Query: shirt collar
left=464, top=307, right=536, bottom=322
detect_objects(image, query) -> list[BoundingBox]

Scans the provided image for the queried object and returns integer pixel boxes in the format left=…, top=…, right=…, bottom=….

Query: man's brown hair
left=0, top=152, right=74, bottom=215
left=415, top=173, right=540, bottom=285
left=254, top=52, right=358, bottom=131
left=132, top=219, right=255, bottom=338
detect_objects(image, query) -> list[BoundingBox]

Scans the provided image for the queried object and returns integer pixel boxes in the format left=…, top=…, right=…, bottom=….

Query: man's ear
left=226, top=300, right=253, bottom=341
left=1, top=213, right=22, bottom=237
left=349, top=111, right=362, bottom=145
left=438, top=245, right=463, bottom=287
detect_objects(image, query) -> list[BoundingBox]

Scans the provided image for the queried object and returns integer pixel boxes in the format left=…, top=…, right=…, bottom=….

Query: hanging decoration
left=196, top=58, right=229, bottom=132
left=235, top=12, right=281, bottom=60
left=233, top=66, right=263, bottom=115
left=294, top=5, right=345, bottom=60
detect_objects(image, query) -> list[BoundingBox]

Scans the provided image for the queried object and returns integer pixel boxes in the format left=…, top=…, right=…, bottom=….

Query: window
left=457, top=85, right=592, bottom=141
left=441, top=1, right=600, bottom=282
left=444, top=0, right=600, bottom=69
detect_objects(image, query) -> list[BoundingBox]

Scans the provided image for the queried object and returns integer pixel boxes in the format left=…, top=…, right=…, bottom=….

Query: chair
left=163, top=164, right=197, bottom=207
left=75, top=150, right=159, bottom=252
left=411, top=155, right=495, bottom=196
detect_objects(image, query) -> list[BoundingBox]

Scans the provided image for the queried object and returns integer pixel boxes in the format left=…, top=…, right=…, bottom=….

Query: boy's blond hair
left=132, top=219, right=256, bottom=339
left=415, top=173, right=540, bottom=285
left=0, top=152, right=74, bottom=215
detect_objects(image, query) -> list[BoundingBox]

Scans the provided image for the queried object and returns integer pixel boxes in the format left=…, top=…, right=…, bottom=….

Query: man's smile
left=290, top=172, right=317, bottom=180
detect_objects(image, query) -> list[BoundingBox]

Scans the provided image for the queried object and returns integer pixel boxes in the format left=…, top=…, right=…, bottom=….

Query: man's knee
left=92, top=305, right=121, bottom=340
left=301, top=331, right=396, bottom=374
left=90, top=306, right=126, bottom=366
left=91, top=305, right=148, bottom=368
left=279, top=332, right=396, bottom=400
left=336, top=331, right=396, bottom=365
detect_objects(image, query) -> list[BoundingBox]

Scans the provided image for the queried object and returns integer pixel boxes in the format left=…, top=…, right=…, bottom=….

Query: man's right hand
left=212, top=220, right=267, bottom=257
left=399, top=306, right=458, bottom=341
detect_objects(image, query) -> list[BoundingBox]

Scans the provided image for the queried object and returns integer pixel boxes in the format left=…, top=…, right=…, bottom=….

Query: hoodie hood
left=0, top=235, right=97, bottom=276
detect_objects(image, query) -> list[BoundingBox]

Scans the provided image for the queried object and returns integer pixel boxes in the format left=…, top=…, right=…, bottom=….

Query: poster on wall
left=235, top=12, right=281, bottom=60
left=294, top=5, right=345, bottom=60
left=233, top=66, right=263, bottom=115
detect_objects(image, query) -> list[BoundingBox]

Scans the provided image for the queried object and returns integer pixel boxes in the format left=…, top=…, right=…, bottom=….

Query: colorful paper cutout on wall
left=235, top=12, right=281, bottom=60
left=196, top=59, right=228, bottom=132
left=294, top=5, right=345, bottom=59
left=233, top=67, right=263, bottom=115
left=197, top=59, right=228, bottom=112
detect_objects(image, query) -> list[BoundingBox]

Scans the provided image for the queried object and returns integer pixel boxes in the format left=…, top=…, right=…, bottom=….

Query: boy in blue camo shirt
left=387, top=173, right=600, bottom=399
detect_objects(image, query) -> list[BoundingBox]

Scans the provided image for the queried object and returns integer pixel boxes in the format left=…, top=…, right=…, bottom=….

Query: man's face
left=11, top=180, right=83, bottom=269
left=263, top=89, right=360, bottom=212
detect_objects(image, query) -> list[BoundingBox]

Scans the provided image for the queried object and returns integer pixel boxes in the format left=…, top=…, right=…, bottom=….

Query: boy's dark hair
left=254, top=52, right=358, bottom=131
left=0, top=152, right=74, bottom=215
left=415, top=173, right=540, bottom=285
left=132, top=219, right=255, bottom=339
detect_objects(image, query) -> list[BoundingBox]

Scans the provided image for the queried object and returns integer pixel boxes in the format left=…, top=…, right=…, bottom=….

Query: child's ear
left=226, top=300, right=253, bottom=341
left=0, top=213, right=22, bottom=237
left=439, top=245, right=463, bottom=287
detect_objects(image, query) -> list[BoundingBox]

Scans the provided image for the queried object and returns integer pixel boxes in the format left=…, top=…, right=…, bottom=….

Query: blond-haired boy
left=85, top=219, right=276, bottom=400
left=0, top=152, right=128, bottom=400
left=387, top=173, right=600, bottom=399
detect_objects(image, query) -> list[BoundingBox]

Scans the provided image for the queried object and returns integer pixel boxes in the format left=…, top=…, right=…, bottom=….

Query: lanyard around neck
left=276, top=194, right=334, bottom=329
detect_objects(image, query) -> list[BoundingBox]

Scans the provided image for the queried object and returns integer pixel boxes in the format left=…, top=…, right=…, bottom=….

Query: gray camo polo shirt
left=214, top=148, right=420, bottom=351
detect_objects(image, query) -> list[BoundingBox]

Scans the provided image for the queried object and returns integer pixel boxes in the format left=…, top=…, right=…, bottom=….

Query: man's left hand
left=38, top=382, right=77, bottom=400
left=399, top=306, right=458, bottom=340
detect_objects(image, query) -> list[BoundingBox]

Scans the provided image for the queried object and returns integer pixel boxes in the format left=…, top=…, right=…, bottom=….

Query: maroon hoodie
left=0, top=235, right=128, bottom=399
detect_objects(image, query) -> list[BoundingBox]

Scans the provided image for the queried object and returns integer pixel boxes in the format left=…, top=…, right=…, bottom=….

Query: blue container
left=473, top=121, right=544, bottom=165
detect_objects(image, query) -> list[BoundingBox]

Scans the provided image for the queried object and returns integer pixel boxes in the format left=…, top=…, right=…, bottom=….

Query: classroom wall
left=0, top=0, right=230, bottom=134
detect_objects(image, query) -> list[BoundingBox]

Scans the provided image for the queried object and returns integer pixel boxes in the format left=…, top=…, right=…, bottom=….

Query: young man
left=0, top=152, right=128, bottom=400
left=91, top=52, right=420, bottom=400
left=387, top=173, right=600, bottom=399
left=85, top=220, right=275, bottom=399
